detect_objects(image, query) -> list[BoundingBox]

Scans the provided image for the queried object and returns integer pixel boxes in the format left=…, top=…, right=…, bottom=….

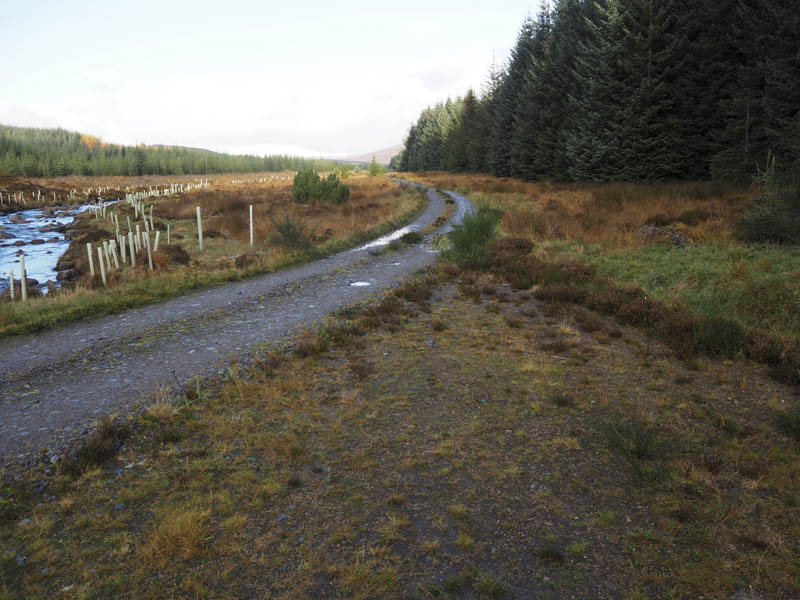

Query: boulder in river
left=30, top=239, right=46, bottom=245
left=0, top=231, right=16, bottom=240
left=46, top=237, right=60, bottom=243
left=57, top=269, right=79, bottom=282
left=12, top=240, right=25, bottom=246
left=9, top=215, right=29, bottom=225
left=1, top=280, right=43, bottom=299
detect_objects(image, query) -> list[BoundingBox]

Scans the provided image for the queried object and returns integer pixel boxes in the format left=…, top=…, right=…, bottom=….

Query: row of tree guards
left=6, top=175, right=285, bottom=300
left=6, top=253, right=29, bottom=302
left=0, top=186, right=113, bottom=206
left=86, top=200, right=255, bottom=287
left=0, top=175, right=291, bottom=207
left=195, top=203, right=255, bottom=252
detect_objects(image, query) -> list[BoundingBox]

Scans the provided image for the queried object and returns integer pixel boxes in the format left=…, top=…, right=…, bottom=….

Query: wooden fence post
left=250, top=205, right=254, bottom=247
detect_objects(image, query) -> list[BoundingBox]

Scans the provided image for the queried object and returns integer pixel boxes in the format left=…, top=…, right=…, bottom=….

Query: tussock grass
left=60, top=417, right=130, bottom=478
left=399, top=230, right=423, bottom=244
left=403, top=171, right=744, bottom=246
left=474, top=572, right=510, bottom=599
left=445, top=205, right=501, bottom=270
left=537, top=545, right=566, bottom=565
left=269, top=214, right=314, bottom=250
left=603, top=416, right=668, bottom=482
left=140, top=505, right=211, bottom=567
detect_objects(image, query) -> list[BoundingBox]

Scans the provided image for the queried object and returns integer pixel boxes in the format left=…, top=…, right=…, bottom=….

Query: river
left=0, top=203, right=96, bottom=294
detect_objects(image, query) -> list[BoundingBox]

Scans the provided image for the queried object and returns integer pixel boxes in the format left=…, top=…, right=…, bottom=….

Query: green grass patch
left=445, top=205, right=501, bottom=270
left=557, top=241, right=800, bottom=337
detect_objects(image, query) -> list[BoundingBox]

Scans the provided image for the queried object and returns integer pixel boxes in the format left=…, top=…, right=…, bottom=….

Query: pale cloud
left=412, top=65, right=466, bottom=91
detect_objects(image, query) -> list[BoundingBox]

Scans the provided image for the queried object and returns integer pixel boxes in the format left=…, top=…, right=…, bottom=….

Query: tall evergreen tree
left=520, top=0, right=589, bottom=181
left=447, top=89, right=480, bottom=171
left=711, top=0, right=800, bottom=179
left=566, top=0, right=626, bottom=181
left=614, top=0, right=686, bottom=180
left=509, top=4, right=553, bottom=180
left=490, top=16, right=539, bottom=176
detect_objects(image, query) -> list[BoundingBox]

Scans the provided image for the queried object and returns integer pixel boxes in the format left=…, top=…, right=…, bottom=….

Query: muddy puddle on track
left=353, top=225, right=416, bottom=251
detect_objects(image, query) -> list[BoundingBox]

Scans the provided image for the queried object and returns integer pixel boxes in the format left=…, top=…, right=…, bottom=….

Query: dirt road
left=0, top=185, right=472, bottom=467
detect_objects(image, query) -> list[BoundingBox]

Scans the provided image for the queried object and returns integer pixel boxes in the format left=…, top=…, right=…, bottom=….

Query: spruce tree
left=447, top=89, right=480, bottom=171
left=490, top=16, right=538, bottom=176
left=509, top=5, right=553, bottom=181
left=710, top=0, right=800, bottom=179
left=565, top=0, right=626, bottom=182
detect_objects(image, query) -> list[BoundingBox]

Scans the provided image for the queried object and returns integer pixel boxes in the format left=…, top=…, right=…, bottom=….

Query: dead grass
left=401, top=171, right=746, bottom=247
left=140, top=505, right=211, bottom=568
left=412, top=167, right=798, bottom=383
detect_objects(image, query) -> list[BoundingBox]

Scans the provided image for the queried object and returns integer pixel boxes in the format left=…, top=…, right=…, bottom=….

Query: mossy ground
left=2, top=268, right=797, bottom=599
left=550, top=241, right=800, bottom=337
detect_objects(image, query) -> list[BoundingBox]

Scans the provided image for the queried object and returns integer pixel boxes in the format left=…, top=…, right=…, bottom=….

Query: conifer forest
left=0, top=124, right=337, bottom=177
left=397, top=0, right=800, bottom=183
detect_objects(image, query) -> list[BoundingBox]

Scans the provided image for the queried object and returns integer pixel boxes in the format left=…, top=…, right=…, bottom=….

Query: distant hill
left=343, top=144, right=403, bottom=166
left=144, top=144, right=220, bottom=154
left=0, top=124, right=338, bottom=177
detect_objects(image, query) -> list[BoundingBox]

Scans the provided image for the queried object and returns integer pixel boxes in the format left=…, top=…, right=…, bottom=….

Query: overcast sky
left=1, top=0, right=532, bottom=157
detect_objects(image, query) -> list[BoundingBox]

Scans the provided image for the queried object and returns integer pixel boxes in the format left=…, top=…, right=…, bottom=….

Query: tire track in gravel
left=0, top=183, right=473, bottom=466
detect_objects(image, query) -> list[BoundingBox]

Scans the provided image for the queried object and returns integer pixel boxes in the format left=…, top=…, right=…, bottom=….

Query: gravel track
left=0, top=184, right=473, bottom=467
